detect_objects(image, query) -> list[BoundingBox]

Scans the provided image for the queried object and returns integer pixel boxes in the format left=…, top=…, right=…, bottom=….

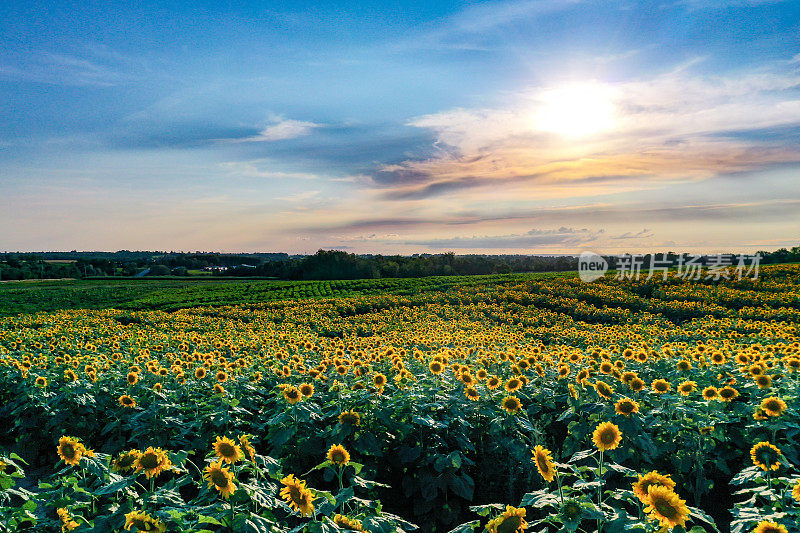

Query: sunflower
left=282, top=386, right=302, bottom=404
left=126, top=372, right=138, bottom=385
left=213, top=383, right=226, bottom=395
left=299, top=382, right=314, bottom=397
left=792, top=480, right=800, bottom=503
left=592, top=422, right=622, bottom=452
left=487, top=376, right=501, bottom=390
left=501, top=395, right=522, bottom=414
left=216, top=370, right=228, bottom=382
left=465, top=386, right=480, bottom=401
left=213, top=436, right=243, bottom=464
left=56, top=508, right=79, bottom=532
left=615, top=398, right=639, bottom=417
left=153, top=382, right=162, bottom=393
left=135, top=447, right=172, bottom=479
left=753, top=522, right=788, bottom=533
left=112, top=449, right=141, bottom=472
left=327, top=444, right=350, bottom=466
left=373, top=373, right=387, bottom=388
left=35, top=376, right=47, bottom=387
left=338, top=410, right=361, bottom=426
left=652, top=379, right=671, bottom=393
left=632, top=471, right=676, bottom=504
left=644, top=486, right=689, bottom=529
left=750, top=441, right=782, bottom=471
left=124, top=510, right=166, bottom=533
left=429, top=361, right=444, bottom=374
left=629, top=377, right=645, bottom=392
left=701, top=386, right=719, bottom=400
left=718, top=386, right=739, bottom=401
left=279, top=474, right=315, bottom=516
left=594, top=380, right=614, bottom=399
left=760, top=397, right=787, bottom=417
left=505, top=377, right=522, bottom=392
left=677, top=380, right=696, bottom=396
left=119, top=395, right=136, bottom=408
left=486, top=505, right=527, bottom=533
left=568, top=384, right=579, bottom=399
left=57, top=436, right=84, bottom=466
left=755, top=374, right=773, bottom=389
left=239, top=434, right=256, bottom=462
left=532, top=445, right=556, bottom=483
left=202, top=460, right=237, bottom=498
left=333, top=514, right=364, bottom=531
left=194, top=367, right=207, bottom=379
left=558, top=498, right=583, bottom=525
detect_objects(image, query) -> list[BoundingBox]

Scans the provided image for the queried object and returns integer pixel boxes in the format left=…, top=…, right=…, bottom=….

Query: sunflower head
left=333, top=514, right=364, bottom=531
left=327, top=444, right=350, bottom=466
left=702, top=386, right=719, bottom=400
left=57, top=436, right=85, bottom=466
left=299, top=382, right=314, bottom=397
left=57, top=508, right=79, bottom=531
left=615, top=398, right=639, bottom=417
left=558, top=498, right=583, bottom=526
left=135, top=447, right=172, bottom=479
left=532, top=445, right=556, bottom=483
left=652, top=379, right=670, bottom=393
left=338, top=410, right=361, bottom=426
left=632, top=471, right=676, bottom=504
left=594, top=380, right=614, bottom=399
left=279, top=474, right=315, bottom=516
left=760, top=397, right=787, bottom=417
left=239, top=434, right=256, bottom=461
left=113, top=449, right=141, bottom=472
left=213, top=436, right=243, bottom=464
left=124, top=510, right=166, bottom=533
left=486, top=505, right=527, bottom=533
left=501, top=395, right=522, bottom=414
left=644, top=485, right=689, bottom=529
left=718, top=386, right=739, bottom=401
left=118, top=394, right=136, bottom=408
left=282, top=386, right=302, bottom=404
left=750, top=441, right=782, bottom=472
left=592, top=422, right=622, bottom=452
left=203, top=460, right=237, bottom=499
left=678, top=380, right=696, bottom=395
left=752, top=521, right=788, bottom=533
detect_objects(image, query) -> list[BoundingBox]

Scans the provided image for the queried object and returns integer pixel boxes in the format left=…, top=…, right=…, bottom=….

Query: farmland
left=0, top=266, right=799, bottom=533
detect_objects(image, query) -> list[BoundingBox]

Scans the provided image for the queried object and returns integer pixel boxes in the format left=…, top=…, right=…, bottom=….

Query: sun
left=534, top=82, right=616, bottom=138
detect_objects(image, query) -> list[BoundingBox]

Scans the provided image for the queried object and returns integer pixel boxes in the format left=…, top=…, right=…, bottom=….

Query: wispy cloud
left=0, top=50, right=134, bottom=87
left=402, top=226, right=599, bottom=249
left=365, top=61, right=800, bottom=200
left=234, top=118, right=321, bottom=143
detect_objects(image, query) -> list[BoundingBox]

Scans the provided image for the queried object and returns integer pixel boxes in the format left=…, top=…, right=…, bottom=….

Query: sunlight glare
left=535, top=82, right=617, bottom=138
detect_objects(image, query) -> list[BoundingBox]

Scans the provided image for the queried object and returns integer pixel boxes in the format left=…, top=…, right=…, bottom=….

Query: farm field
left=0, top=266, right=799, bottom=533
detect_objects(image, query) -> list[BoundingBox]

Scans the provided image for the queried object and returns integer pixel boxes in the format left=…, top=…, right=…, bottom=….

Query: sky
left=1, top=0, right=799, bottom=254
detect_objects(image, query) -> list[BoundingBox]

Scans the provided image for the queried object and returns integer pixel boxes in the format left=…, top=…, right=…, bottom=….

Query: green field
left=0, top=272, right=572, bottom=316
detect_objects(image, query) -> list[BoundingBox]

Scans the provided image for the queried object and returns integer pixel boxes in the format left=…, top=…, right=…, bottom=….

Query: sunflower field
left=1, top=265, right=799, bottom=533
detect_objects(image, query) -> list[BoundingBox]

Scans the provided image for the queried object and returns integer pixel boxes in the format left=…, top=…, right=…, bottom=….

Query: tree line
left=1, top=246, right=798, bottom=281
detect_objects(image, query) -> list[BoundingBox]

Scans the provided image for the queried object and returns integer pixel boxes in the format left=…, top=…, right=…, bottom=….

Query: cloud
left=364, top=62, right=800, bottom=200
left=402, top=227, right=599, bottom=249
left=298, top=198, right=800, bottom=233
left=0, top=51, right=132, bottom=87
left=234, top=118, right=321, bottom=142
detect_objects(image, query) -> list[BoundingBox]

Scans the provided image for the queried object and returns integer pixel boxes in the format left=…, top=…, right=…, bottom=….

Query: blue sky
left=1, top=0, right=799, bottom=253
